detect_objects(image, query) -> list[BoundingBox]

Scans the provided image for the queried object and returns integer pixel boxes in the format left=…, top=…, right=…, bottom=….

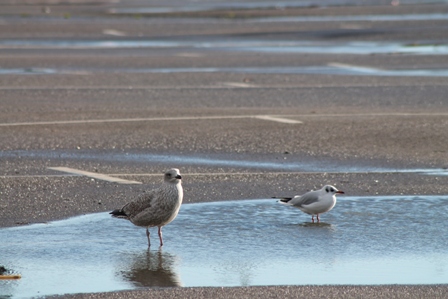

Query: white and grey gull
left=277, top=185, right=344, bottom=223
left=110, top=168, right=183, bottom=247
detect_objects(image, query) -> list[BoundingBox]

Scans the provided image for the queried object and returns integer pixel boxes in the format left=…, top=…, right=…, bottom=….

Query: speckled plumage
left=110, top=168, right=183, bottom=247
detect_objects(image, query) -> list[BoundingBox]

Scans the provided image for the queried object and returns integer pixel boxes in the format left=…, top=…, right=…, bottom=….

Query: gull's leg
left=158, top=226, right=164, bottom=247
left=317, top=214, right=320, bottom=223
left=146, top=227, right=151, bottom=247
left=311, top=215, right=315, bottom=223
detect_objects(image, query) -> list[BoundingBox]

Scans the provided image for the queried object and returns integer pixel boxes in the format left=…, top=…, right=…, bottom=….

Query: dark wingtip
left=110, top=209, right=127, bottom=217
left=281, top=198, right=293, bottom=202
left=275, top=197, right=292, bottom=203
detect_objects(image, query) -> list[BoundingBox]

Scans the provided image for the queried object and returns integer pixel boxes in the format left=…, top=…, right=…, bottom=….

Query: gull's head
left=164, top=168, right=182, bottom=183
left=322, top=185, right=344, bottom=196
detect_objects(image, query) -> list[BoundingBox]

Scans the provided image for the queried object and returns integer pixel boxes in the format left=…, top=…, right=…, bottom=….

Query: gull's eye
left=325, top=187, right=329, bottom=193
left=330, top=188, right=334, bottom=192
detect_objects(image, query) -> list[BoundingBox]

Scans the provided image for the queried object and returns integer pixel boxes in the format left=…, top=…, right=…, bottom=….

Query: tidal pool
left=2, top=149, right=448, bottom=176
left=1, top=40, right=447, bottom=56
left=1, top=196, right=448, bottom=298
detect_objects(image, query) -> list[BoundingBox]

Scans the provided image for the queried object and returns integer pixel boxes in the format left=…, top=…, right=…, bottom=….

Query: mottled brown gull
left=277, top=185, right=344, bottom=223
left=110, top=168, right=183, bottom=247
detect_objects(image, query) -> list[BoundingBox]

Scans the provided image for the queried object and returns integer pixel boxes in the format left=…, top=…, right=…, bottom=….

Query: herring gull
left=110, top=168, right=183, bottom=246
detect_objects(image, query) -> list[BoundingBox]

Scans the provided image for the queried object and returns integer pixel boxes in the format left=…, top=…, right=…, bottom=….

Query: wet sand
left=1, top=0, right=448, bottom=297
left=46, top=285, right=448, bottom=299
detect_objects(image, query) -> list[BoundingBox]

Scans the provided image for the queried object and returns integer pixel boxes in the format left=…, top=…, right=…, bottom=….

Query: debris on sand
left=0, top=266, right=21, bottom=279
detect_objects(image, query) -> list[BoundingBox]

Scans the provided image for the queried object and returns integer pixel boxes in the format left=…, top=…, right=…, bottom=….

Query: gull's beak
left=175, top=175, right=182, bottom=179
left=336, top=190, right=344, bottom=194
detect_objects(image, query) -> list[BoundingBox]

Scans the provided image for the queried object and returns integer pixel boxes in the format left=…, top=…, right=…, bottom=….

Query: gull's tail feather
left=273, top=197, right=293, bottom=204
left=110, top=209, right=129, bottom=219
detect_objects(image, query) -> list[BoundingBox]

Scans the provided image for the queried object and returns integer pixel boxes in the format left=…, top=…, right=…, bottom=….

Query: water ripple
left=1, top=196, right=448, bottom=297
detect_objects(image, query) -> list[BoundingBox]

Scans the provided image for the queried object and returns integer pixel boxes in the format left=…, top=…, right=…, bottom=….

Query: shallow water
left=251, top=13, right=448, bottom=23
left=2, top=149, right=448, bottom=175
left=1, top=40, right=447, bottom=56
left=108, top=2, right=448, bottom=15
left=2, top=66, right=448, bottom=77
left=1, top=196, right=448, bottom=298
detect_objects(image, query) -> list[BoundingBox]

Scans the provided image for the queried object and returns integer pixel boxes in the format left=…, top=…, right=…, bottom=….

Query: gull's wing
left=289, top=190, right=320, bottom=207
left=121, top=189, right=158, bottom=218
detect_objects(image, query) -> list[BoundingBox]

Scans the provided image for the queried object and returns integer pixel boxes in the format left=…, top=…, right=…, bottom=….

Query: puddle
left=2, top=65, right=448, bottom=77
left=0, top=40, right=182, bottom=50
left=2, top=149, right=447, bottom=175
left=238, top=41, right=448, bottom=55
left=250, top=13, right=448, bottom=23
left=1, top=39, right=447, bottom=56
left=107, top=1, right=349, bottom=14
left=1, top=196, right=448, bottom=297
left=110, top=6, right=448, bottom=23
left=0, top=68, right=57, bottom=75
left=116, top=66, right=448, bottom=77
left=107, top=1, right=448, bottom=15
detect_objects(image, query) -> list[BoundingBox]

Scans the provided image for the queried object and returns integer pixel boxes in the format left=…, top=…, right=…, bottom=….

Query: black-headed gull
left=277, top=185, right=344, bottom=223
left=110, top=168, right=183, bottom=247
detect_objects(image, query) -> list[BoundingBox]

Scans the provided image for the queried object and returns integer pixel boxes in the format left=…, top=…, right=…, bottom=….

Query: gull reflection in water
left=117, top=249, right=182, bottom=287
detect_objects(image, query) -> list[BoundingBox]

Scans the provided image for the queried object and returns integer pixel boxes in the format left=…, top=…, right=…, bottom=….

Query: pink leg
left=311, top=215, right=315, bottom=223
left=146, top=227, right=151, bottom=247
left=158, top=226, right=164, bottom=247
left=317, top=214, right=320, bottom=223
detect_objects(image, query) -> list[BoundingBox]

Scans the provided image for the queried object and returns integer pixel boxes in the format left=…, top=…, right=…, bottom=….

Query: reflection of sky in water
left=0, top=40, right=447, bottom=55
left=1, top=196, right=448, bottom=297
left=1, top=39, right=448, bottom=77
left=2, top=65, right=448, bottom=77
left=2, top=150, right=448, bottom=175
left=250, top=13, right=448, bottom=22
left=108, top=2, right=448, bottom=15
